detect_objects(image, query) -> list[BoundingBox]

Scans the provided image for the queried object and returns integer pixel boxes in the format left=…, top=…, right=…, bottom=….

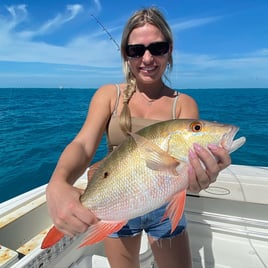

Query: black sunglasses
left=126, top=41, right=169, bottom=58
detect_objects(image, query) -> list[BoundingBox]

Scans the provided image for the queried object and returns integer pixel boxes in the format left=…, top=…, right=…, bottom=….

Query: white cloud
left=93, top=0, right=102, bottom=12
left=171, top=16, right=221, bottom=31
left=6, top=4, right=27, bottom=20
left=0, top=35, right=121, bottom=67
left=170, top=49, right=268, bottom=88
left=174, top=49, right=268, bottom=73
left=18, top=4, right=84, bottom=39
left=250, top=49, right=268, bottom=57
left=0, top=4, right=267, bottom=88
left=2, top=4, right=28, bottom=30
left=0, top=3, right=122, bottom=69
left=40, top=4, right=83, bottom=32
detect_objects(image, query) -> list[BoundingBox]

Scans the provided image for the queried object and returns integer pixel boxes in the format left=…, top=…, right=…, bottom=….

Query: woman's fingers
left=188, top=144, right=231, bottom=193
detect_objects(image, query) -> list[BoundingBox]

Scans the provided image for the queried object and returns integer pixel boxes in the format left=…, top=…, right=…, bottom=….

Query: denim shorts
left=109, top=204, right=187, bottom=239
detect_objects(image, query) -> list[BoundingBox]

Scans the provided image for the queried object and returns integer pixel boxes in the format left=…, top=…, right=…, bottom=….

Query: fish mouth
left=222, top=126, right=246, bottom=153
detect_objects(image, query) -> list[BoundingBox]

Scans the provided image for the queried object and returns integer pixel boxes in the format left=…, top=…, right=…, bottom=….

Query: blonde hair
left=119, top=7, right=174, bottom=135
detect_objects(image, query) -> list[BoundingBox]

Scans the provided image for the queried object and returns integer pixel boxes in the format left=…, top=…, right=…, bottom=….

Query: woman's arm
left=46, top=84, right=117, bottom=236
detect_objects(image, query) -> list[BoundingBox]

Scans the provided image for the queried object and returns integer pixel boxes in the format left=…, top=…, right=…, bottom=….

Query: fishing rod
left=91, top=14, right=120, bottom=51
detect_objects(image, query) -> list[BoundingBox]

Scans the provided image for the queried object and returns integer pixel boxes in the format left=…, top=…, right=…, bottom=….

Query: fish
left=41, top=119, right=246, bottom=249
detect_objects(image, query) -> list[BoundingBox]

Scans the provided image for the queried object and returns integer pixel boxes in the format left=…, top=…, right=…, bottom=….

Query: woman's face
left=127, top=23, right=171, bottom=85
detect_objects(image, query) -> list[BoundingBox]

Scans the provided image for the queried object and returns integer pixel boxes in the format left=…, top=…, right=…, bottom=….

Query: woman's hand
left=188, top=143, right=231, bottom=193
left=46, top=180, right=98, bottom=237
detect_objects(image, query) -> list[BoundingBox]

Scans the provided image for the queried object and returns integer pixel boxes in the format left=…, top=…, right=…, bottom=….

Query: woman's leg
left=149, top=230, right=192, bottom=268
left=104, top=234, right=142, bottom=268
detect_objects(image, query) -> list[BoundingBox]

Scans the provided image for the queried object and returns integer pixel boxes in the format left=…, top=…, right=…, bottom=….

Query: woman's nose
left=142, top=49, right=154, bottom=62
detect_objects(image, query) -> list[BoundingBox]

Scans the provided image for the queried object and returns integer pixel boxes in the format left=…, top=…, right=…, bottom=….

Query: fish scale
left=41, top=119, right=246, bottom=249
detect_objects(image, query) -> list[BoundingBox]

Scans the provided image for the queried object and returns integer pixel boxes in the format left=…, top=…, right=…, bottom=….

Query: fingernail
left=189, top=149, right=197, bottom=159
left=208, top=144, right=218, bottom=151
left=193, top=143, right=202, bottom=152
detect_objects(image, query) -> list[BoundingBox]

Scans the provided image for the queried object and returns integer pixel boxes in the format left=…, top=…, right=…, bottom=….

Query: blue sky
left=0, top=0, right=267, bottom=89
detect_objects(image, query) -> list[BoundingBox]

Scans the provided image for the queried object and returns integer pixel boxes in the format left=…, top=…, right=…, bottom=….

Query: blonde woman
left=46, top=7, right=231, bottom=268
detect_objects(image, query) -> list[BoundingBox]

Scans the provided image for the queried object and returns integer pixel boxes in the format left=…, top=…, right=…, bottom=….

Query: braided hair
left=120, top=7, right=173, bottom=135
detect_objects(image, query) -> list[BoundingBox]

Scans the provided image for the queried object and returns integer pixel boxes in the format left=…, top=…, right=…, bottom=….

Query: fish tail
left=78, top=221, right=126, bottom=248
left=41, top=226, right=64, bottom=249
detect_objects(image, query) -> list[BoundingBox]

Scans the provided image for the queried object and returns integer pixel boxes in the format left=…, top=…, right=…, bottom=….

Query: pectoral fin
left=87, top=160, right=104, bottom=182
left=162, top=190, right=186, bottom=233
left=78, top=220, right=126, bottom=248
left=130, top=132, right=180, bottom=174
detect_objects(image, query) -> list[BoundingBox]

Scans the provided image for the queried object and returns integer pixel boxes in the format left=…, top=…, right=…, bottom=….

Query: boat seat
left=0, top=245, right=19, bottom=268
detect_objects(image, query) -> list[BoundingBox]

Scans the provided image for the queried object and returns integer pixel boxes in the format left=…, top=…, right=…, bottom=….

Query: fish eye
left=190, top=121, right=202, bottom=132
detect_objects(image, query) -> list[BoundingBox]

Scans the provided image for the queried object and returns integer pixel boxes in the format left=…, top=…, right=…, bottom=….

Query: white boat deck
left=0, top=164, right=268, bottom=268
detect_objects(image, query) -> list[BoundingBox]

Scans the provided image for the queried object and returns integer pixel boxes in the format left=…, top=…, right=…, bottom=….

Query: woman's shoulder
left=91, top=84, right=126, bottom=113
left=168, top=89, right=197, bottom=105
left=95, top=83, right=126, bottom=96
left=175, top=92, right=199, bottom=118
left=179, top=92, right=197, bottom=103
left=97, top=83, right=126, bottom=91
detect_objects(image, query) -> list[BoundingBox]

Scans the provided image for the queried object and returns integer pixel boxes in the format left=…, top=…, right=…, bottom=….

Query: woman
left=46, top=7, right=231, bottom=268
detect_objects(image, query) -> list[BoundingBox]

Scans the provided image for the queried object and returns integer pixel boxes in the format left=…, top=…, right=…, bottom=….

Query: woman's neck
left=136, top=82, right=165, bottom=100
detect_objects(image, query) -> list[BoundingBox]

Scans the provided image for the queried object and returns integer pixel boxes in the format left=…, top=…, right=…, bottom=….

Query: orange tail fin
left=41, top=226, right=64, bottom=249
left=41, top=221, right=126, bottom=249
left=41, top=161, right=103, bottom=250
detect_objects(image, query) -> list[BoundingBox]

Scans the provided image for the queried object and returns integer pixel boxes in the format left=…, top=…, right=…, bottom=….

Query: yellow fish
left=41, top=119, right=245, bottom=249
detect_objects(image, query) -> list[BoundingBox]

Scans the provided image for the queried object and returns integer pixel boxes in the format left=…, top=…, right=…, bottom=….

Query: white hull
left=1, top=164, right=268, bottom=268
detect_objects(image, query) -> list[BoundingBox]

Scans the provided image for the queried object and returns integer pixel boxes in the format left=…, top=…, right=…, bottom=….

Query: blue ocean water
left=0, top=88, right=267, bottom=203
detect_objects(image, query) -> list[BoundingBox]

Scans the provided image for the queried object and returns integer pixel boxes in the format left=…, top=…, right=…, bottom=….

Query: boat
left=1, top=164, right=268, bottom=268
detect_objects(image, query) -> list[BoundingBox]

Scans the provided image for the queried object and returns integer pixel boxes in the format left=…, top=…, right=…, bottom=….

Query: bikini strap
left=112, top=84, right=121, bottom=115
left=172, top=91, right=181, bottom=119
